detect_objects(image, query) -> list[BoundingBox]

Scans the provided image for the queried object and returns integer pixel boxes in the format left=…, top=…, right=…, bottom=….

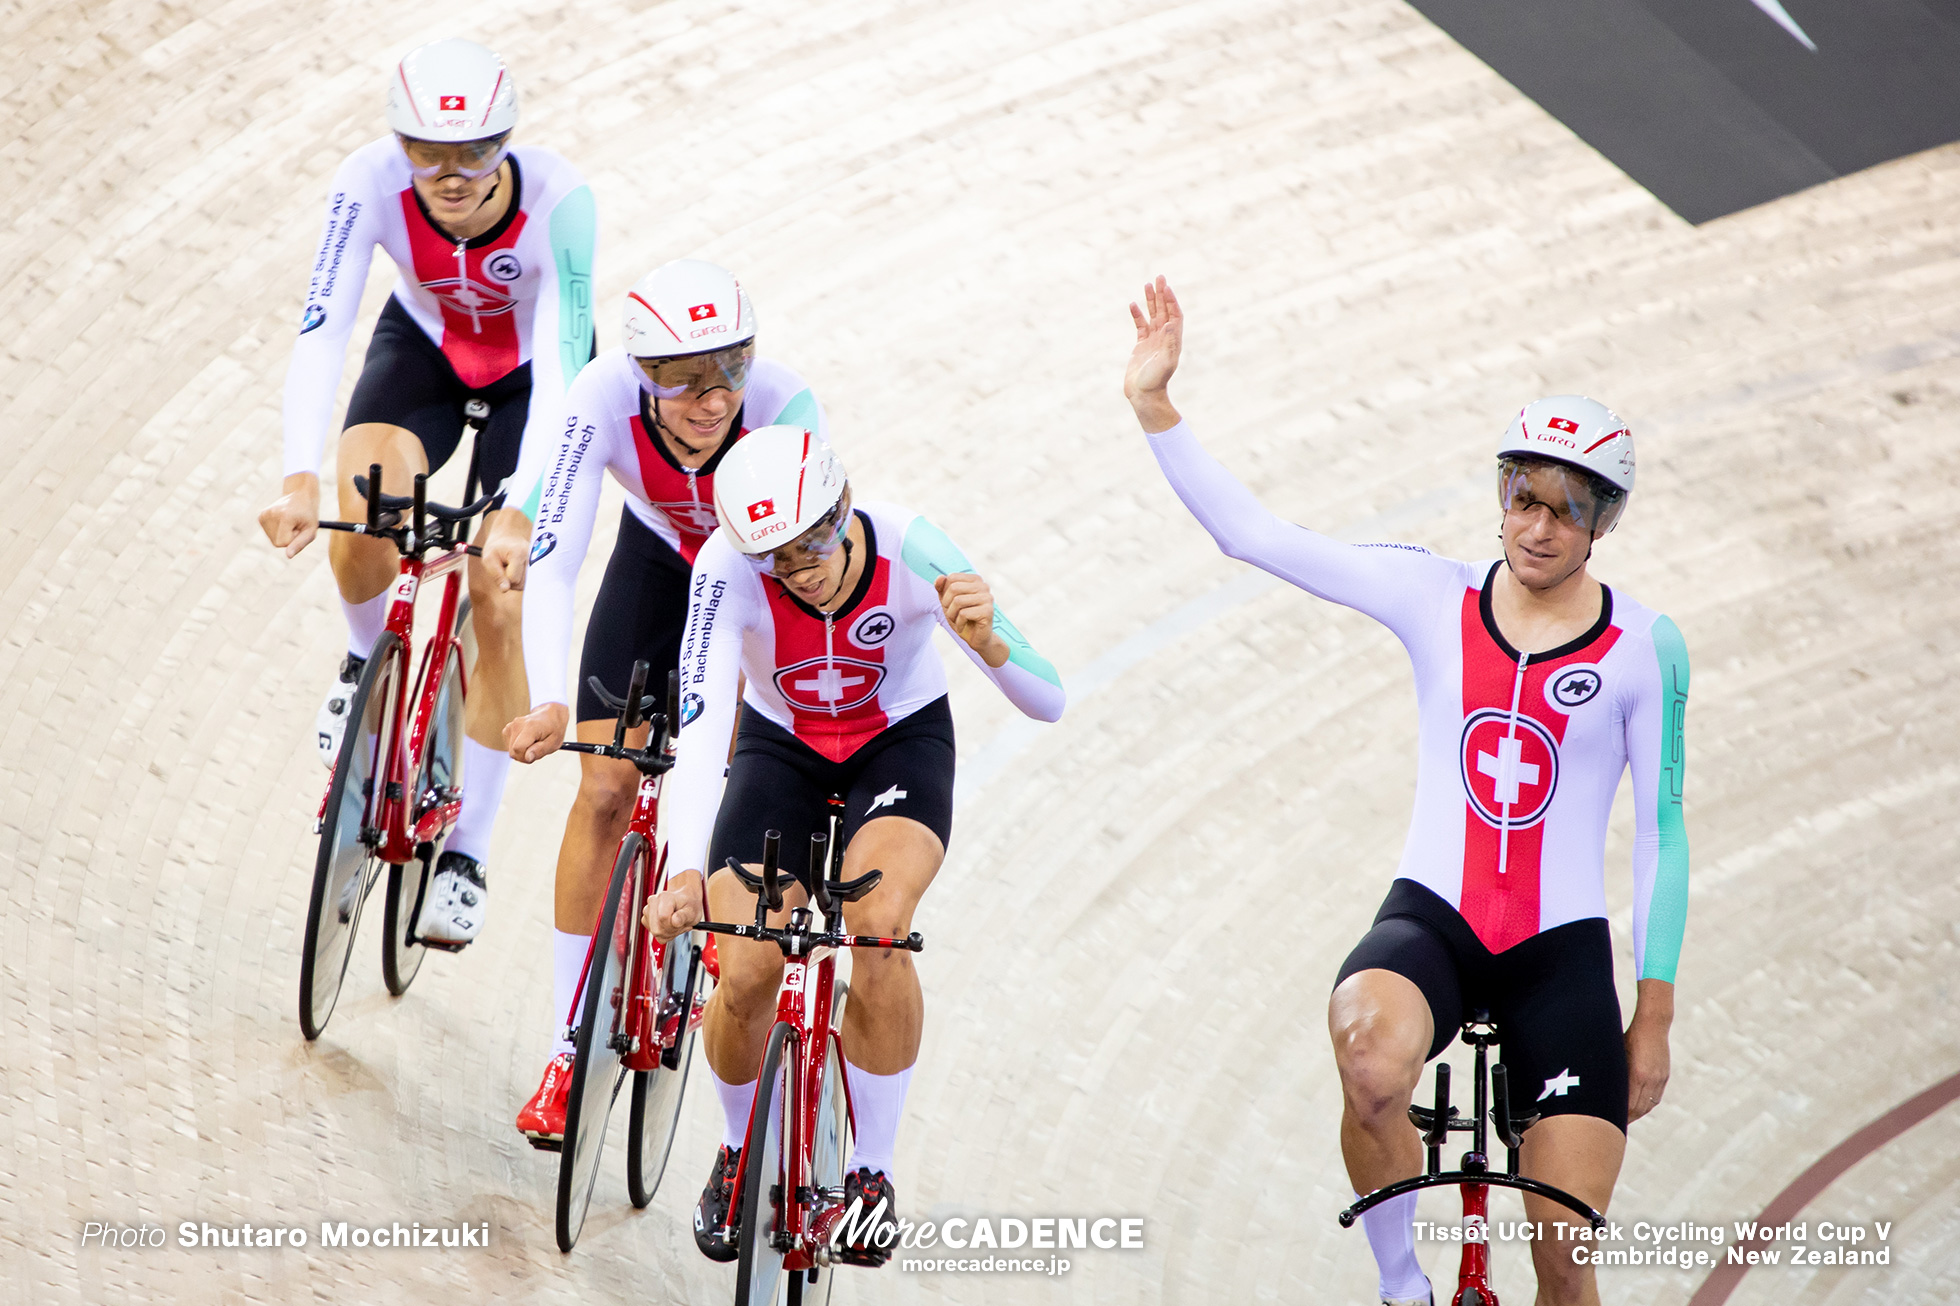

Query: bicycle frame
left=723, top=808, right=851, bottom=1271
left=1340, top=1018, right=1606, bottom=1305
left=379, top=546, right=471, bottom=862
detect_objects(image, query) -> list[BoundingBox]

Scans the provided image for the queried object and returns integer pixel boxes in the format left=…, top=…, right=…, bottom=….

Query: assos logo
left=485, top=252, right=522, bottom=283
left=1548, top=665, right=1603, bottom=710
left=688, top=302, right=717, bottom=322
left=747, top=499, right=776, bottom=523
left=680, top=691, right=704, bottom=726
left=529, top=531, right=558, bottom=564
left=850, top=609, right=896, bottom=648
left=300, top=303, right=327, bottom=334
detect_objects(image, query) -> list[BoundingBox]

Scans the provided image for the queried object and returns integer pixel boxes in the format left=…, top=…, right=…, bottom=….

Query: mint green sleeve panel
left=772, top=387, right=822, bottom=436
left=900, top=516, right=1061, bottom=689
left=549, top=185, right=597, bottom=384
left=1641, top=615, right=1690, bottom=982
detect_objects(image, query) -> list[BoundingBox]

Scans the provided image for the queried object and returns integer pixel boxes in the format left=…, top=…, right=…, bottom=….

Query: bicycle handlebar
left=696, top=917, right=924, bottom=957
left=554, top=661, right=678, bottom=777
left=316, top=465, right=504, bottom=558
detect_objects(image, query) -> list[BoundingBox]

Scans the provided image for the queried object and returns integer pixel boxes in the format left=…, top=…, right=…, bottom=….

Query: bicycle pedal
left=524, top=1134, right=564, bottom=1153
left=418, top=937, right=470, bottom=954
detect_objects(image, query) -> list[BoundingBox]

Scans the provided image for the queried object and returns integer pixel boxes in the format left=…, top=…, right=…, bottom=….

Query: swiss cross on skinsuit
left=794, top=665, right=866, bottom=705
left=1459, top=709, right=1559, bottom=827
left=689, top=303, right=718, bottom=322
left=1547, top=417, right=1579, bottom=434
left=439, top=95, right=466, bottom=111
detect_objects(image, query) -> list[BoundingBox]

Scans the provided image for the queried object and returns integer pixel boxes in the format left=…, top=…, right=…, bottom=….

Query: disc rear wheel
left=735, top=1022, right=796, bottom=1306
left=299, top=635, right=401, bottom=1040
left=627, top=933, right=702, bottom=1208
left=554, top=831, right=643, bottom=1252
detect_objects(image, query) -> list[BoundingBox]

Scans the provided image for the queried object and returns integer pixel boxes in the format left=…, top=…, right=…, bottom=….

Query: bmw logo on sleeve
left=1548, top=665, right=1604, bottom=710
left=529, top=531, right=557, bottom=564
left=299, top=303, right=327, bottom=334
left=680, top=691, right=704, bottom=726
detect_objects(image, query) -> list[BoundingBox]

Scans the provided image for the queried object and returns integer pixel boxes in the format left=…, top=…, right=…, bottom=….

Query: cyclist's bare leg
left=1520, top=1116, right=1624, bottom=1306
left=330, top=423, right=426, bottom=603
left=1329, top=968, right=1433, bottom=1191
left=462, top=510, right=529, bottom=749
left=700, top=866, right=808, bottom=1084
left=837, top=815, right=943, bottom=1073
left=549, top=719, right=651, bottom=930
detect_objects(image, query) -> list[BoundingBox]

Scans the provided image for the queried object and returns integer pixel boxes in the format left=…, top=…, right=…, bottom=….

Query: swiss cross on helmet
left=1496, top=395, right=1635, bottom=533
left=711, top=426, right=846, bottom=556
left=386, top=39, right=519, bottom=143
left=622, top=259, right=756, bottom=359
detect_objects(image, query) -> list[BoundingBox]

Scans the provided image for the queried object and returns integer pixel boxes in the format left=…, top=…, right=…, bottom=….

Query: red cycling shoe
left=517, top=1053, right=575, bottom=1150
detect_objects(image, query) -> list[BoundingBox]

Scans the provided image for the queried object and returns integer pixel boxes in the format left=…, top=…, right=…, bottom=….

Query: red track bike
left=298, top=465, right=496, bottom=1040
left=699, top=815, right=925, bottom=1306
left=1340, top=1014, right=1606, bottom=1306
left=544, top=660, right=710, bottom=1253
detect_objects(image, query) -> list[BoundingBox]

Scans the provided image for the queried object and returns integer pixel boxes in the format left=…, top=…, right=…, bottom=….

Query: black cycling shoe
left=837, top=1167, right=900, bottom=1267
left=693, top=1145, right=741, bottom=1263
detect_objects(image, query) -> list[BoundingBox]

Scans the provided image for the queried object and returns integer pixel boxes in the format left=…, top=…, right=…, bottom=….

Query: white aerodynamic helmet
left=712, top=426, right=847, bottom=556
left=622, top=259, right=757, bottom=359
left=1496, top=396, right=1635, bottom=534
left=386, top=39, right=519, bottom=142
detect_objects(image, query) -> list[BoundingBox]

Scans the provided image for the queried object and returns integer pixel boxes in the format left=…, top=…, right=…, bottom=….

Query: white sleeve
left=518, top=397, right=612, bottom=710
left=660, top=547, right=756, bottom=876
left=280, top=157, right=379, bottom=478
left=1145, top=420, right=1455, bottom=644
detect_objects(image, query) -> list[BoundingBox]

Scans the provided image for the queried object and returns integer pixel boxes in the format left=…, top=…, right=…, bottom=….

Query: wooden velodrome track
left=6, top=1, right=1958, bottom=1302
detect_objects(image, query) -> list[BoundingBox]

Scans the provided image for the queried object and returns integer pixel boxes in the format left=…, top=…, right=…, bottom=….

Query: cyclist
left=1124, top=278, right=1688, bottom=1306
left=637, top=425, right=1065, bottom=1265
left=257, top=38, right=597, bottom=947
left=496, top=262, right=825, bottom=1147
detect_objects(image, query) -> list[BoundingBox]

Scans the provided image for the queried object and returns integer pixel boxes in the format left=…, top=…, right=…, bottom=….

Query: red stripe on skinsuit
left=399, top=189, right=527, bottom=388
left=764, top=559, right=891, bottom=762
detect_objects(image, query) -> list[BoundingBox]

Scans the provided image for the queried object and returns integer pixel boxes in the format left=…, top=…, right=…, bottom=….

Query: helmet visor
left=397, top=132, right=511, bottom=181
left=635, top=341, right=756, bottom=400
left=1498, top=458, right=1626, bottom=535
left=743, top=497, right=850, bottom=579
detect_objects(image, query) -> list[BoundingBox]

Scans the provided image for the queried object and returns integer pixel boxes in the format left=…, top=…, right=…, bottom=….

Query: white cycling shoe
left=1381, top=1286, right=1434, bottom=1306
left=416, top=852, right=487, bottom=949
left=316, top=653, right=366, bottom=768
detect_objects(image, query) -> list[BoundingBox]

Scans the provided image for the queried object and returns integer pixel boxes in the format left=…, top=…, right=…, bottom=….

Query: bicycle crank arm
left=1341, top=1172, right=1605, bottom=1231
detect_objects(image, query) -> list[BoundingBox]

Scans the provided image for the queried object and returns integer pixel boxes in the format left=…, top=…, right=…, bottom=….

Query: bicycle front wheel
left=796, top=984, right=851, bottom=1306
left=381, top=599, right=468, bottom=996
left=299, top=634, right=402, bottom=1040
left=626, top=933, right=702, bottom=1208
left=554, top=830, right=644, bottom=1252
left=736, top=1021, right=796, bottom=1306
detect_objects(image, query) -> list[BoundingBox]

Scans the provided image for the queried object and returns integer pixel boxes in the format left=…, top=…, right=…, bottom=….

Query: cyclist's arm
left=1143, top=420, right=1450, bottom=635
left=280, top=156, right=379, bottom=479
left=513, top=178, right=598, bottom=486
left=661, top=542, right=755, bottom=877
left=901, top=515, right=1065, bottom=722
left=516, top=404, right=614, bottom=710
left=1626, top=615, right=1690, bottom=983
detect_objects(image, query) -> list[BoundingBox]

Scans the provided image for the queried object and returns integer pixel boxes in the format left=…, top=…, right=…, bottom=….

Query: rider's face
left=654, top=384, right=746, bottom=452
left=411, top=164, right=503, bottom=226
left=1501, top=495, right=1597, bottom=590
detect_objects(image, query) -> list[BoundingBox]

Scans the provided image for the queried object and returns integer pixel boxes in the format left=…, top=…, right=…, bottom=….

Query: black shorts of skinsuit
left=1337, top=879, right=1628, bottom=1131
left=343, top=295, right=541, bottom=494
left=706, top=697, right=957, bottom=892
left=575, top=507, right=691, bottom=724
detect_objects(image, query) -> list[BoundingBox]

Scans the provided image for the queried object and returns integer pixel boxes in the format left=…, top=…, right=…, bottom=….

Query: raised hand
left=1124, top=275, right=1184, bottom=432
left=934, top=573, right=1011, bottom=668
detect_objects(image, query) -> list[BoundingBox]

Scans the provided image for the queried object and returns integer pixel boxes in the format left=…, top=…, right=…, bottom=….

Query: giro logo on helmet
left=439, top=95, right=466, bottom=110
left=688, top=303, right=717, bottom=322
left=747, top=499, right=776, bottom=523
